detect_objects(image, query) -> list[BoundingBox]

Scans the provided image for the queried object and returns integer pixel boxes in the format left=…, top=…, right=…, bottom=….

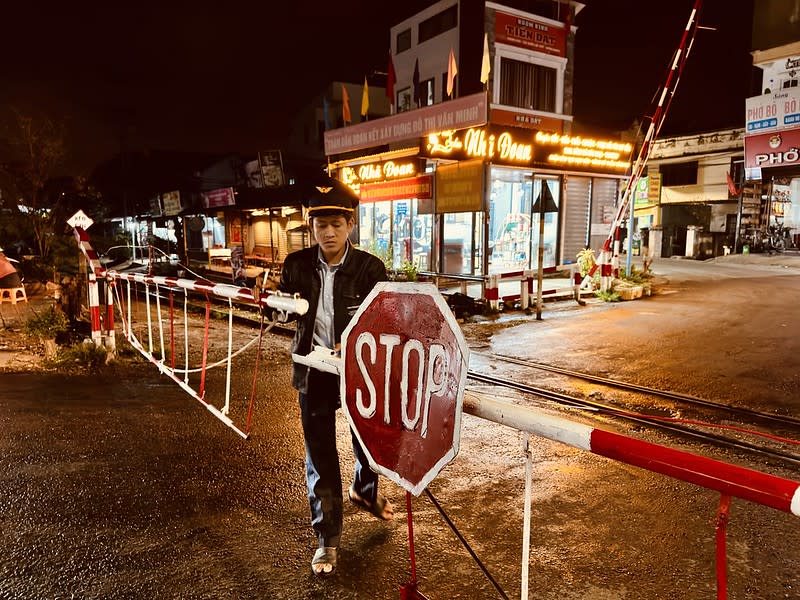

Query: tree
left=0, top=108, right=67, bottom=259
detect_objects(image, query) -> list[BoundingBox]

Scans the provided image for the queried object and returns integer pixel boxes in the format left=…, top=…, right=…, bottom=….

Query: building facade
left=324, top=0, right=634, bottom=280
left=743, top=0, right=800, bottom=250
left=637, top=128, right=745, bottom=259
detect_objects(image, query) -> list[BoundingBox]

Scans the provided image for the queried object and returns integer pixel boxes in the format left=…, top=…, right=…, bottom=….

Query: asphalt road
left=0, top=254, right=798, bottom=599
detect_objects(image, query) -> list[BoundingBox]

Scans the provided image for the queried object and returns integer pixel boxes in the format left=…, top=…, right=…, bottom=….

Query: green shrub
left=24, top=307, right=70, bottom=339
left=594, top=289, right=621, bottom=302
left=398, top=260, right=418, bottom=282
left=617, top=265, right=652, bottom=284
left=45, top=341, right=108, bottom=372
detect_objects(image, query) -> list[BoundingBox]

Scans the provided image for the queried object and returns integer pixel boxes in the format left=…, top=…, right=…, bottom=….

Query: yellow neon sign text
left=340, top=160, right=418, bottom=191
left=427, top=128, right=533, bottom=163
left=535, top=131, right=632, bottom=171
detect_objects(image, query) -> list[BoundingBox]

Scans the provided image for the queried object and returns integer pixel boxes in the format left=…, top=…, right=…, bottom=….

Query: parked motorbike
left=765, top=222, right=793, bottom=254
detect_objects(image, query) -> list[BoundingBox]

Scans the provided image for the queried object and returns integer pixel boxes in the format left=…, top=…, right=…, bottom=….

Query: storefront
left=632, top=175, right=662, bottom=254
left=419, top=127, right=632, bottom=275
left=331, top=151, right=433, bottom=270
left=325, top=93, right=633, bottom=278
left=745, top=124, right=800, bottom=248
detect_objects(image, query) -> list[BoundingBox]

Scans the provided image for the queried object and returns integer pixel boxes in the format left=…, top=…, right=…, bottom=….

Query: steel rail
left=467, top=370, right=800, bottom=468
left=478, top=351, right=800, bottom=429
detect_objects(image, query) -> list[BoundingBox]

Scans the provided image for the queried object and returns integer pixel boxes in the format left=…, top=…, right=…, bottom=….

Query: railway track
left=127, top=280, right=800, bottom=468
left=468, top=352, right=800, bottom=469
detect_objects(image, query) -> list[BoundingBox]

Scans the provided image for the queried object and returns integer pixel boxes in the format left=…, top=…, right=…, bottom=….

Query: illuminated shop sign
left=421, top=127, right=632, bottom=173
left=494, top=11, right=566, bottom=57
left=338, top=159, right=421, bottom=194
left=744, top=126, right=800, bottom=169
left=534, top=132, right=633, bottom=171
left=424, top=128, right=533, bottom=164
left=359, top=175, right=433, bottom=202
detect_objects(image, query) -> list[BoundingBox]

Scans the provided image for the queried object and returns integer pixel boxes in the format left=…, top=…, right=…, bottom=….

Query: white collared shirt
left=312, top=243, right=349, bottom=349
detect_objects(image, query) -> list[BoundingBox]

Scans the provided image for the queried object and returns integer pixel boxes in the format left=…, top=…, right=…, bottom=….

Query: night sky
left=0, top=0, right=755, bottom=175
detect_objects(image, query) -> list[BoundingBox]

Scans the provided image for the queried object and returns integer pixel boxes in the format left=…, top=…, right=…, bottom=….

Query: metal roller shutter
left=561, top=176, right=591, bottom=264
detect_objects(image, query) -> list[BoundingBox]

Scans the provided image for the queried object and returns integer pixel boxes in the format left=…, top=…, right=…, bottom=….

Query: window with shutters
left=493, top=45, right=566, bottom=115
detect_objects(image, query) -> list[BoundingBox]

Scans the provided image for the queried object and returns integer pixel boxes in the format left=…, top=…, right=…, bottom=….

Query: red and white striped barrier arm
left=105, top=271, right=309, bottom=317
left=72, top=226, right=105, bottom=277
left=486, top=266, right=582, bottom=309
left=464, top=392, right=800, bottom=516
left=598, top=0, right=703, bottom=287
left=73, top=226, right=309, bottom=342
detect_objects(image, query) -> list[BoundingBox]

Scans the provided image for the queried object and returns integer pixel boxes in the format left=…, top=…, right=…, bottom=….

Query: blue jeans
left=299, top=370, right=378, bottom=548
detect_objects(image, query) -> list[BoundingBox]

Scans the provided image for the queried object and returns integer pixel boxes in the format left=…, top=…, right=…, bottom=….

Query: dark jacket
left=279, top=244, right=387, bottom=392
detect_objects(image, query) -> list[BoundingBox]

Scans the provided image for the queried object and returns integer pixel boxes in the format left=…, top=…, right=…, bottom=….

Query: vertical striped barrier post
left=486, top=274, right=500, bottom=311
left=599, top=243, right=614, bottom=293
left=571, top=265, right=586, bottom=306
left=105, top=279, right=116, bottom=352
left=73, top=227, right=106, bottom=347
left=88, top=272, right=102, bottom=346
left=521, top=270, right=532, bottom=310
left=612, top=226, right=621, bottom=279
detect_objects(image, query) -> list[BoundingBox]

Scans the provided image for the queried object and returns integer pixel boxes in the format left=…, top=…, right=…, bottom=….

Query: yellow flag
left=360, top=77, right=369, bottom=118
left=341, top=84, right=351, bottom=124
left=480, top=33, right=491, bottom=84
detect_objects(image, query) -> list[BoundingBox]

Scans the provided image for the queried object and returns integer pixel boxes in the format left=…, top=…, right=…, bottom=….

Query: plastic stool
left=0, top=287, right=27, bottom=305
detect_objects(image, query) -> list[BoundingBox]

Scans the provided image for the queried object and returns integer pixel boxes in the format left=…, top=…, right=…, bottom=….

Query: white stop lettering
left=353, top=332, right=448, bottom=437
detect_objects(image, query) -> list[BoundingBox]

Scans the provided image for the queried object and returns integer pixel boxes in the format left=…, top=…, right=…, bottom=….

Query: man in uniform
left=279, top=180, right=395, bottom=576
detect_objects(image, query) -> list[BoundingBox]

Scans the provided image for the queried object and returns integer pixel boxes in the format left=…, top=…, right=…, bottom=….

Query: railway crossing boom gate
left=74, top=229, right=800, bottom=598
left=295, top=282, right=800, bottom=600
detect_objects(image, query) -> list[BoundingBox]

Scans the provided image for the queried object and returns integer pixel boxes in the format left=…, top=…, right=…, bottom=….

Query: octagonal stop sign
left=341, top=282, right=470, bottom=496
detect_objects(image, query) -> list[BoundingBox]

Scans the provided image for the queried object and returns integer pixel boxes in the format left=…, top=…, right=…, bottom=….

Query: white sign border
left=340, top=281, right=470, bottom=496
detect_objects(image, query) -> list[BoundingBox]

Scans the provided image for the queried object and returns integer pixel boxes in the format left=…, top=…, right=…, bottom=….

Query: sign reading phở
left=745, top=87, right=800, bottom=133
left=744, top=126, right=800, bottom=169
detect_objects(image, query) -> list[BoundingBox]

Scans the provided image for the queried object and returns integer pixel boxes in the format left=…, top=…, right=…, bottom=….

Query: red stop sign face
left=341, top=282, right=470, bottom=496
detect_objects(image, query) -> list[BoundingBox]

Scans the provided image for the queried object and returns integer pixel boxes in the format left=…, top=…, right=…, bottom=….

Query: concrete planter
left=616, top=285, right=643, bottom=301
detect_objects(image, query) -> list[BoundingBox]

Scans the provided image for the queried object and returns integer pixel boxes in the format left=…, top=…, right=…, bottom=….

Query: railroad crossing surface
left=0, top=254, right=798, bottom=599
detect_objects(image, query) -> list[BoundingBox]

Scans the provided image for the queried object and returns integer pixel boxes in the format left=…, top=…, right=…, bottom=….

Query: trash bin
left=743, top=244, right=750, bottom=255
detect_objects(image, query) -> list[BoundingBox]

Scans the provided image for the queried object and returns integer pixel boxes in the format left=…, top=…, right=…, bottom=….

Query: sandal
left=348, top=487, right=395, bottom=521
left=311, top=546, right=337, bottom=577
